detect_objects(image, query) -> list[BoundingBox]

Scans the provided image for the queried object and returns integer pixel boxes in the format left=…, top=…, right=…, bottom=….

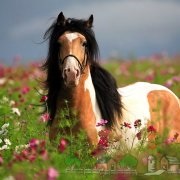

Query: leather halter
left=60, top=48, right=87, bottom=73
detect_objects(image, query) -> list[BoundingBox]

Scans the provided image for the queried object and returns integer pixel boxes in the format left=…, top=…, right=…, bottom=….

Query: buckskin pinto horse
left=42, top=12, right=180, bottom=149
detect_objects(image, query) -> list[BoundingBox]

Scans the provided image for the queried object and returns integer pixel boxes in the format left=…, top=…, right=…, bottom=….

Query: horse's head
left=56, top=12, right=95, bottom=87
left=58, top=31, right=88, bottom=87
left=43, top=12, right=122, bottom=128
left=43, top=12, right=99, bottom=121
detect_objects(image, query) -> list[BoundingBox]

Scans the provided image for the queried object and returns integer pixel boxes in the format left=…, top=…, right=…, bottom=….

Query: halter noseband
left=60, top=49, right=87, bottom=73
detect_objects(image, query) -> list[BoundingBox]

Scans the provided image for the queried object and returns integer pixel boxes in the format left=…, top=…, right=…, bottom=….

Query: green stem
left=138, top=130, right=147, bottom=154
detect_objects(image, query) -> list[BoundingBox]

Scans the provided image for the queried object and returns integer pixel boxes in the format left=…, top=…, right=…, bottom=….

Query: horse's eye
left=82, top=41, right=87, bottom=47
left=57, top=40, right=61, bottom=46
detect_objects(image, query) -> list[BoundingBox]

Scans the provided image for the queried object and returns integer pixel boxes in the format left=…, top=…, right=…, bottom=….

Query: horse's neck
left=59, top=67, right=101, bottom=145
left=59, top=67, right=92, bottom=103
left=58, top=66, right=100, bottom=118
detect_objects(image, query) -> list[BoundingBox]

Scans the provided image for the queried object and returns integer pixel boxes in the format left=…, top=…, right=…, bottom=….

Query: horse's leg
left=80, top=117, right=99, bottom=146
left=49, top=118, right=59, bottom=141
left=75, top=87, right=99, bottom=146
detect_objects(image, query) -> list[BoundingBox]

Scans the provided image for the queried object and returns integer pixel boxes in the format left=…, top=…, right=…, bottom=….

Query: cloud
left=3, top=0, right=180, bottom=60
left=59, top=1, right=180, bottom=41
left=9, top=1, right=180, bottom=40
left=9, top=17, right=49, bottom=39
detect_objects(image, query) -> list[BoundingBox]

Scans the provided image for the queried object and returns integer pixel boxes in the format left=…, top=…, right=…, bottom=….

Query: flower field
left=0, top=55, right=180, bottom=179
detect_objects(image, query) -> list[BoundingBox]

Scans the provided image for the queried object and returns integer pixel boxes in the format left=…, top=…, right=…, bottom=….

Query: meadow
left=0, top=54, right=180, bottom=179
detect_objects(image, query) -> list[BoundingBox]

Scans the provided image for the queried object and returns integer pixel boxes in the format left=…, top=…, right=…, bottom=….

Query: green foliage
left=119, top=154, right=138, bottom=169
left=0, top=57, right=179, bottom=179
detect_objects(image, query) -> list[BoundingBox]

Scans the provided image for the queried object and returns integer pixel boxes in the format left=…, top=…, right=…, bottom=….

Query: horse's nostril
left=76, top=70, right=80, bottom=78
left=64, top=73, right=67, bottom=81
left=63, top=68, right=80, bottom=81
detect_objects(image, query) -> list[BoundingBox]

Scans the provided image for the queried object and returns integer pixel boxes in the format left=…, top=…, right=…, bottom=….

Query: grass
left=0, top=55, right=180, bottom=179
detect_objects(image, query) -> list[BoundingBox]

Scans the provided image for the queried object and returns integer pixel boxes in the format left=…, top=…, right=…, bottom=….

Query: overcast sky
left=0, top=0, right=180, bottom=64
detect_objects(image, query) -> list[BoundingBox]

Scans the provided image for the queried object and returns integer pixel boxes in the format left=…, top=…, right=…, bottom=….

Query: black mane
left=42, top=14, right=122, bottom=127
left=91, top=63, right=122, bottom=128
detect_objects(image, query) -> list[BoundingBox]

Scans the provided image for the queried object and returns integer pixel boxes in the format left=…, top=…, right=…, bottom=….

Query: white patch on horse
left=84, top=70, right=103, bottom=133
left=65, top=33, right=78, bottom=42
left=117, top=82, right=180, bottom=147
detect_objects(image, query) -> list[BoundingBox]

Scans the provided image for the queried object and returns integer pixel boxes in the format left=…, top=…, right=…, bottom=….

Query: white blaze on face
left=65, top=33, right=78, bottom=42
left=64, top=33, right=79, bottom=54
left=61, top=32, right=86, bottom=86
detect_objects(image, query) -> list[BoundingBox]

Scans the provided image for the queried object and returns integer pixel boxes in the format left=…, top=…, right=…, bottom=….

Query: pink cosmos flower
left=164, top=138, right=175, bottom=145
left=91, top=130, right=111, bottom=156
left=97, top=129, right=110, bottom=149
left=0, top=155, right=3, bottom=165
left=96, top=119, right=108, bottom=126
left=47, top=167, right=59, bottom=180
left=58, top=138, right=68, bottom=153
left=115, top=173, right=129, bottom=180
left=134, top=119, right=141, bottom=128
left=123, top=122, right=131, bottom=129
left=98, top=137, right=108, bottom=148
left=21, top=86, right=30, bottom=94
left=98, top=129, right=110, bottom=138
left=40, top=113, right=51, bottom=122
left=40, top=149, right=48, bottom=160
left=172, top=76, right=180, bottom=82
left=164, top=132, right=179, bottom=145
left=165, top=79, right=173, bottom=88
left=40, top=95, right=48, bottom=102
left=28, top=154, right=37, bottom=162
left=147, top=125, right=156, bottom=133
left=144, top=73, right=154, bottom=82
left=119, top=62, right=130, bottom=76
left=29, top=139, right=40, bottom=149
left=21, top=149, right=29, bottom=159
left=136, top=131, right=142, bottom=140
left=12, top=139, right=47, bottom=164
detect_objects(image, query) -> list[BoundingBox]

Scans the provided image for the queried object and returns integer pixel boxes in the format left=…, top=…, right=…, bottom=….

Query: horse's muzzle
left=63, top=67, right=80, bottom=87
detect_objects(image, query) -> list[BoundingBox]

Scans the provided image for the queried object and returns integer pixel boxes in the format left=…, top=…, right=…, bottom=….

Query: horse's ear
left=57, top=12, right=66, bottom=26
left=85, top=14, right=93, bottom=28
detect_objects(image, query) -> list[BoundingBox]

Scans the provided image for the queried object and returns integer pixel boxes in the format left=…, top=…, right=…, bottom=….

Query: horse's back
left=118, top=82, right=180, bottom=141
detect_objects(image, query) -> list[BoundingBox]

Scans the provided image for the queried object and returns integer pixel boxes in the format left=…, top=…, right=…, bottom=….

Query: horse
left=42, top=12, right=180, bottom=150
